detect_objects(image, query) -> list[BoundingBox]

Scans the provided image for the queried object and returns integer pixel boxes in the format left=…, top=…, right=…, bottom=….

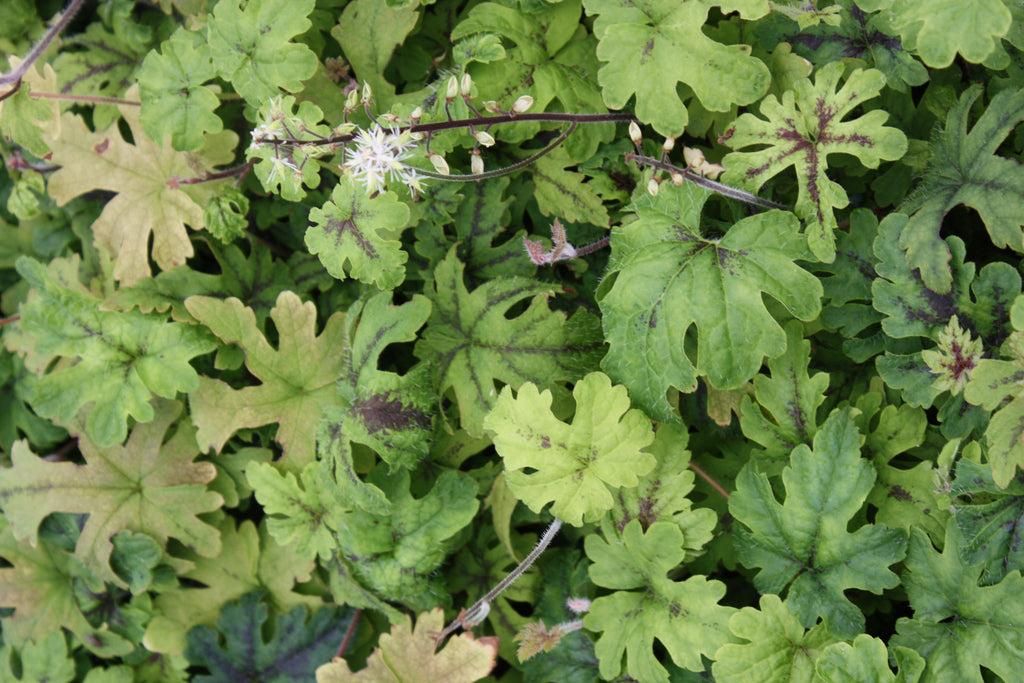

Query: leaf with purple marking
left=415, top=247, right=603, bottom=436
left=899, top=86, right=1024, bottom=294
left=720, top=62, right=907, bottom=262
left=325, top=291, right=435, bottom=471
left=307, top=176, right=411, bottom=289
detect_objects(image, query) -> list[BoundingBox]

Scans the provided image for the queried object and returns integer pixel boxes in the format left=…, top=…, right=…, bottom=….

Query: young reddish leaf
left=584, top=520, right=734, bottom=681
left=485, top=372, right=655, bottom=526
left=42, top=86, right=238, bottom=285
left=0, top=401, right=223, bottom=588
left=730, top=408, right=907, bottom=639
left=415, top=248, right=603, bottom=436
left=316, top=608, right=498, bottom=683
left=515, top=620, right=576, bottom=662
left=720, top=62, right=907, bottom=262
left=584, top=0, right=771, bottom=136
left=899, top=86, right=1024, bottom=294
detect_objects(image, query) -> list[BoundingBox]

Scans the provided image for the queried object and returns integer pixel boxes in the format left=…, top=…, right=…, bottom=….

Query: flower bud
left=671, top=172, right=684, bottom=186
left=473, top=130, right=496, bottom=147
left=629, top=121, right=642, bottom=145
left=361, top=81, right=372, bottom=104
left=345, top=88, right=359, bottom=111
left=511, top=95, right=534, bottom=113
left=446, top=75, right=459, bottom=99
left=647, top=177, right=660, bottom=196
left=662, top=135, right=676, bottom=153
left=683, top=146, right=706, bottom=169
left=429, top=153, right=450, bottom=175
left=483, top=100, right=502, bottom=113
left=410, top=106, right=423, bottom=122
left=471, top=152, right=484, bottom=175
left=460, top=73, right=473, bottom=97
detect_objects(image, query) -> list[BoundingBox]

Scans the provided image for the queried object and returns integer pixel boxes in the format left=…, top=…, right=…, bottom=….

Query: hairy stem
left=626, top=153, right=790, bottom=211
left=0, top=0, right=87, bottom=90
left=29, top=92, right=140, bottom=106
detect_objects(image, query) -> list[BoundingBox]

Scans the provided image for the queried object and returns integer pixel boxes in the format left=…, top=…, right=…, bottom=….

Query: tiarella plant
left=2, top=0, right=1024, bottom=682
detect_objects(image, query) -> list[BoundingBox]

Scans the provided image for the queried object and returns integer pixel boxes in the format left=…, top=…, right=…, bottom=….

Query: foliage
left=2, top=0, right=1024, bottom=681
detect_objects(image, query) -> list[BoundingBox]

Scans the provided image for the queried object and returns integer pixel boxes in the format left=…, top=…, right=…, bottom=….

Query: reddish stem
left=172, top=160, right=255, bottom=186
left=336, top=608, right=362, bottom=658
left=0, top=316, right=21, bottom=327
left=29, top=92, right=140, bottom=106
left=689, top=460, right=730, bottom=500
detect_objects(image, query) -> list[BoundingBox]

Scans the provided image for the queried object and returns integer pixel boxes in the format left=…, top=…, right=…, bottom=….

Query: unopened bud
left=511, top=95, right=534, bottom=113
left=662, top=135, right=676, bottom=153
left=473, top=130, right=496, bottom=147
left=345, top=89, right=359, bottom=111
left=683, top=146, right=706, bottom=169
left=671, top=172, right=684, bottom=186
left=629, top=121, right=642, bottom=145
left=446, top=75, right=459, bottom=99
left=429, top=153, right=450, bottom=175
left=471, top=152, right=484, bottom=175
left=410, top=106, right=423, bottom=122
left=647, top=177, right=660, bottom=196
left=460, top=73, right=473, bottom=97
left=483, top=100, right=502, bottom=113
left=380, top=113, right=401, bottom=124
left=361, top=81, right=372, bottom=104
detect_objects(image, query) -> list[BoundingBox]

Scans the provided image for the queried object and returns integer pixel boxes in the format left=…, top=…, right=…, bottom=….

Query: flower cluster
left=342, top=125, right=424, bottom=195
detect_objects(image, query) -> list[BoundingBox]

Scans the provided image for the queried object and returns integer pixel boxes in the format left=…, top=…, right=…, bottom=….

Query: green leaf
left=0, top=402, right=222, bottom=587
left=0, top=632, right=76, bottom=683
left=185, top=592, right=349, bottom=683
left=41, top=87, right=238, bottom=285
left=869, top=0, right=1013, bottom=68
left=711, top=594, right=840, bottom=683
left=109, top=530, right=164, bottom=595
left=306, top=176, right=412, bottom=289
left=326, top=292, right=434, bottom=470
left=721, top=62, right=907, bottom=262
left=11, top=258, right=216, bottom=447
left=186, top=291, right=349, bottom=470
left=608, top=422, right=717, bottom=557
left=951, top=458, right=1024, bottom=584
left=584, top=520, right=734, bottom=681
left=0, top=58, right=60, bottom=157
left=899, top=85, right=1024, bottom=294
left=530, top=146, right=610, bottom=226
left=485, top=372, right=655, bottom=526
left=584, top=0, right=771, bottom=136
left=315, top=608, right=498, bottom=682
left=739, top=320, right=830, bottom=469
left=138, top=28, right=222, bottom=152
left=247, top=461, right=338, bottom=563
left=729, top=408, right=908, bottom=638
left=330, top=0, right=420, bottom=108
left=816, top=635, right=925, bottom=683
left=0, top=518, right=134, bottom=657
left=892, top=524, right=1024, bottom=683
left=415, top=247, right=603, bottom=436
left=332, top=468, right=479, bottom=610
left=144, top=517, right=321, bottom=656
left=452, top=0, right=612, bottom=160
left=207, top=0, right=318, bottom=106
left=600, top=183, right=822, bottom=422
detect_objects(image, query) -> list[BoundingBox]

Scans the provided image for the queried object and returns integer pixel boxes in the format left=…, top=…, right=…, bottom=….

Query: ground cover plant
left=2, top=0, right=1024, bottom=680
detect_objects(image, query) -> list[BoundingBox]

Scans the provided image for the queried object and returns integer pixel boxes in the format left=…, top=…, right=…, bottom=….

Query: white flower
left=342, top=125, right=423, bottom=193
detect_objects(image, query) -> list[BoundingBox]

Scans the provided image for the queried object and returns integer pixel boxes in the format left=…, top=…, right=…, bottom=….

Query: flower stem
left=626, top=153, right=789, bottom=211
left=0, top=0, right=87, bottom=91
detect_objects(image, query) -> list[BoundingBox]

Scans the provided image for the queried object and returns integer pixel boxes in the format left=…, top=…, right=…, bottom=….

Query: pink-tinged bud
left=460, top=73, right=473, bottom=97
left=470, top=153, right=484, bottom=175
left=566, top=597, right=591, bottom=614
left=446, top=75, right=459, bottom=99
left=511, top=95, right=534, bottom=113
left=473, top=130, right=496, bottom=147
left=629, top=121, right=642, bottom=145
left=524, top=238, right=549, bottom=265
left=429, top=153, right=450, bottom=175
